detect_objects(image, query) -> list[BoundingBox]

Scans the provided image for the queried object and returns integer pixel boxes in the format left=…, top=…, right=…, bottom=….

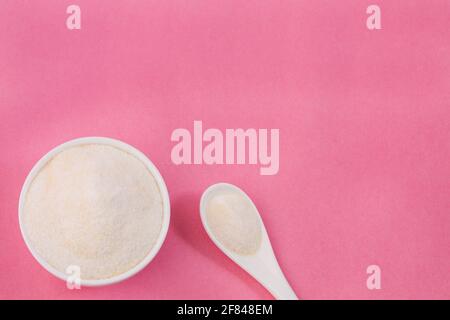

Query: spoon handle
left=247, top=258, right=299, bottom=300
left=265, top=273, right=299, bottom=300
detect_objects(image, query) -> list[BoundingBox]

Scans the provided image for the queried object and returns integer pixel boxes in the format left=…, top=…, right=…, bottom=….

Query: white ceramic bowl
left=18, top=137, right=170, bottom=286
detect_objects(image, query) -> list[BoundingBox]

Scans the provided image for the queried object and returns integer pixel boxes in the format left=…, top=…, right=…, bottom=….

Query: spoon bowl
left=200, top=183, right=298, bottom=300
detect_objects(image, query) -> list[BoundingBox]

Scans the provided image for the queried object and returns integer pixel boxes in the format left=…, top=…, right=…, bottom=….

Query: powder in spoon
left=205, top=190, right=262, bottom=255
left=22, top=144, right=163, bottom=280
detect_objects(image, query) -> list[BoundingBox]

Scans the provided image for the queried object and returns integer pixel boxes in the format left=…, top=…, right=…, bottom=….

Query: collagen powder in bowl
left=18, top=137, right=170, bottom=286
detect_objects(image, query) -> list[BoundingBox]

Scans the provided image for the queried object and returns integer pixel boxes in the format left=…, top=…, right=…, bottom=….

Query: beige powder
left=22, top=144, right=163, bottom=280
left=206, top=191, right=262, bottom=255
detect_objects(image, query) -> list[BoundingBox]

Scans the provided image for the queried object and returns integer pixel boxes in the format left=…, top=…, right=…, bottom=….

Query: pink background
left=1, top=1, right=449, bottom=299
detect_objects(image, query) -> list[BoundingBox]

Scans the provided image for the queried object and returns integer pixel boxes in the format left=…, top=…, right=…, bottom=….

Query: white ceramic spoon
left=200, top=183, right=298, bottom=300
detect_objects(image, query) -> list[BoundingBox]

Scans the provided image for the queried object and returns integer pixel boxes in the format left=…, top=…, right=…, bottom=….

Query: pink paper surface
left=0, top=1, right=449, bottom=299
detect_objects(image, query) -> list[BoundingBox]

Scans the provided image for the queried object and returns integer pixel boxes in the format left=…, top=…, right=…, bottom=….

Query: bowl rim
left=18, top=137, right=171, bottom=287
